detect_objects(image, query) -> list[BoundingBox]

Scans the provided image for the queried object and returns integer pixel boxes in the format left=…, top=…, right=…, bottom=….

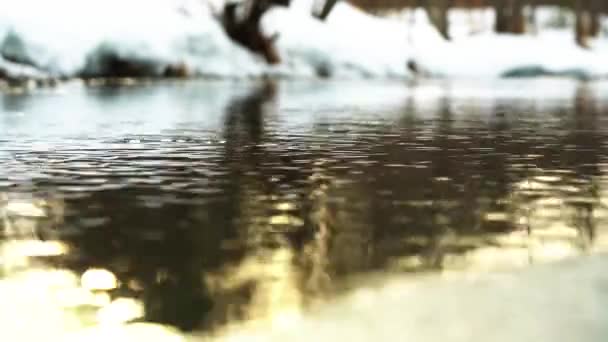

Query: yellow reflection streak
left=1, top=194, right=165, bottom=341
left=2, top=240, right=69, bottom=257
left=81, top=268, right=118, bottom=291
left=205, top=247, right=303, bottom=330
left=97, top=298, right=145, bottom=325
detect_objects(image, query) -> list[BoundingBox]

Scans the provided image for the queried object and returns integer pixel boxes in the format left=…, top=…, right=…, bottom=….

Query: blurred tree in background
left=423, top=0, right=453, bottom=39
left=347, top=0, right=605, bottom=46
left=221, top=0, right=290, bottom=64
left=493, top=0, right=525, bottom=33
left=314, top=0, right=340, bottom=20
left=575, top=0, right=602, bottom=47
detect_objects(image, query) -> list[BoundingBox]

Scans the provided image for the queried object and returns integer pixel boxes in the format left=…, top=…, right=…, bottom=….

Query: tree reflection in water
left=0, top=80, right=607, bottom=336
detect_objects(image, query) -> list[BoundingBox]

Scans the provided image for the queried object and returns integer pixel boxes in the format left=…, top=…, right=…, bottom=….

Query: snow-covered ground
left=0, top=0, right=264, bottom=79
left=412, top=31, right=608, bottom=79
left=262, top=2, right=422, bottom=78
left=403, top=6, right=608, bottom=79
left=0, top=0, right=607, bottom=80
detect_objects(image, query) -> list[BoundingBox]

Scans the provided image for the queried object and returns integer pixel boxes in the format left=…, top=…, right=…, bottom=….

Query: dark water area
left=2, top=79, right=608, bottom=334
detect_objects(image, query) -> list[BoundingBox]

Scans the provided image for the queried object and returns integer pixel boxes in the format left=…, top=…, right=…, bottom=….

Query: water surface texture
left=2, top=79, right=608, bottom=338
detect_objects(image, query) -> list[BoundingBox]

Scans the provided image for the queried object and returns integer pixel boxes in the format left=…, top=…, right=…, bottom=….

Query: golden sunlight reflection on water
left=2, top=167, right=608, bottom=341
left=0, top=195, right=182, bottom=341
left=2, top=159, right=608, bottom=342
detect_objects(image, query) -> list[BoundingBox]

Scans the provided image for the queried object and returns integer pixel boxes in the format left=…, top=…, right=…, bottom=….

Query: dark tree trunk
left=494, top=0, right=510, bottom=33
left=589, top=0, right=601, bottom=37
left=494, top=0, right=525, bottom=34
left=575, top=0, right=590, bottom=48
left=422, top=0, right=452, bottom=40
left=575, top=0, right=602, bottom=47
left=511, top=0, right=525, bottom=34
left=316, top=0, right=340, bottom=21
left=222, top=0, right=290, bottom=64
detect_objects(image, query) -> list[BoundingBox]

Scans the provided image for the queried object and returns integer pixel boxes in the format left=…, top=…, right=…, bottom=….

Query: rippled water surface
left=2, top=79, right=608, bottom=340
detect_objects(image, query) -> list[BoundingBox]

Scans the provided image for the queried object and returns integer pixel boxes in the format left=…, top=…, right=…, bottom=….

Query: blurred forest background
left=226, top=0, right=606, bottom=64
left=353, top=1, right=606, bottom=42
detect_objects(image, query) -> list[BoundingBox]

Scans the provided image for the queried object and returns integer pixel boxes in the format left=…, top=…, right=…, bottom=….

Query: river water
left=1, top=78, right=608, bottom=340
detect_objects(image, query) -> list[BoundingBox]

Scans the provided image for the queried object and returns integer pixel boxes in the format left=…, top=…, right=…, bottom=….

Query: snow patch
left=0, top=55, right=49, bottom=80
left=263, top=2, right=416, bottom=78
left=0, top=0, right=264, bottom=78
left=413, top=31, right=608, bottom=79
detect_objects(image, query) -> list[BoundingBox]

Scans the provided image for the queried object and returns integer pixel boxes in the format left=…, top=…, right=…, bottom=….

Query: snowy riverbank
left=0, top=0, right=607, bottom=81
